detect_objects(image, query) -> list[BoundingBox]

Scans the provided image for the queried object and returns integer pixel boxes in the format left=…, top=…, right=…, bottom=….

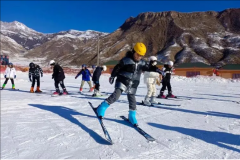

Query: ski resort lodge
left=103, top=61, right=240, bottom=79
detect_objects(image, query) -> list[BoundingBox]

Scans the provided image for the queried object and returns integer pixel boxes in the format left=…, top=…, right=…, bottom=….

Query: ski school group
left=2, top=42, right=177, bottom=143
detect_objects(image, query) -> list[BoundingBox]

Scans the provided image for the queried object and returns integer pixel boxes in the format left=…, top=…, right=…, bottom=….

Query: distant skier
left=75, top=64, right=93, bottom=92
left=92, top=65, right=97, bottom=73
left=157, top=60, right=175, bottom=98
left=94, top=42, right=165, bottom=126
left=142, top=56, right=161, bottom=105
left=50, top=60, right=68, bottom=95
left=92, top=65, right=97, bottom=89
left=29, top=62, right=43, bottom=93
left=1, top=63, right=16, bottom=89
left=92, top=65, right=107, bottom=97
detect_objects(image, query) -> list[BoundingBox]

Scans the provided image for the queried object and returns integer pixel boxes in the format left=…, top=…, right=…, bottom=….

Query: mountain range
left=0, top=8, right=239, bottom=67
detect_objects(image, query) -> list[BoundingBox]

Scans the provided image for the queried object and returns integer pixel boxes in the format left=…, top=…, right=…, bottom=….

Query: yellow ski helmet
left=133, top=42, right=146, bottom=56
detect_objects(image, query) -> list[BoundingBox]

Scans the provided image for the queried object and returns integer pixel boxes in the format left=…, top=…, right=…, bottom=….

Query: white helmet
left=102, top=65, right=107, bottom=71
left=168, top=61, right=174, bottom=66
left=49, top=60, right=55, bottom=65
left=149, top=56, right=157, bottom=61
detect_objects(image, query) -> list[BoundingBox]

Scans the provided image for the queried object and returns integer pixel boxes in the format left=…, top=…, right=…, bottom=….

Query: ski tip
left=148, top=139, right=156, bottom=143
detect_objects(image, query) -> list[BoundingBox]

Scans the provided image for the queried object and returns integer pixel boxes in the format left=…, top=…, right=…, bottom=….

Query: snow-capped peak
left=0, top=21, right=41, bottom=35
left=54, top=29, right=109, bottom=40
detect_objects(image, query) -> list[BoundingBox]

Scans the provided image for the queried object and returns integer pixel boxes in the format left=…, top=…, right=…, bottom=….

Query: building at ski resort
left=103, top=61, right=240, bottom=79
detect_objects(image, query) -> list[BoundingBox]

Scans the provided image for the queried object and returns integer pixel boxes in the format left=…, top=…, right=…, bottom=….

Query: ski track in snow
left=1, top=71, right=240, bottom=158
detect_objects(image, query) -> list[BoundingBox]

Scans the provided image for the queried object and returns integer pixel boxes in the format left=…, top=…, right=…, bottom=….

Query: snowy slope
left=1, top=72, right=240, bottom=159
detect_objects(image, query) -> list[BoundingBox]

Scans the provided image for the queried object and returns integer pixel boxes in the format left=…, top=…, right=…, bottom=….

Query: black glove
left=29, top=78, right=32, bottom=82
left=109, top=77, right=114, bottom=84
left=41, top=74, right=43, bottom=77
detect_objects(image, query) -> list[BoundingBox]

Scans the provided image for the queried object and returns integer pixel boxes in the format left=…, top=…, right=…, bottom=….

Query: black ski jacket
left=29, top=65, right=43, bottom=78
left=162, top=65, right=173, bottom=82
left=52, top=64, right=65, bottom=81
left=92, top=66, right=103, bottom=82
left=111, top=51, right=163, bottom=89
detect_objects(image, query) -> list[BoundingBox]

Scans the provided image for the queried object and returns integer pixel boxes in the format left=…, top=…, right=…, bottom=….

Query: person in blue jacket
left=75, top=64, right=93, bottom=92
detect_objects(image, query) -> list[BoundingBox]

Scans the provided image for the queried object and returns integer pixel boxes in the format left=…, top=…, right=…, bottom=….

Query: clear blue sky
left=1, top=1, right=239, bottom=33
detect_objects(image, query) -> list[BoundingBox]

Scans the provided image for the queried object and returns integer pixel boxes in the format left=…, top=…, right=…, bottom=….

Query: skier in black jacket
left=50, top=60, right=68, bottom=95
left=94, top=42, right=165, bottom=126
left=92, top=65, right=107, bottom=97
left=29, top=62, right=43, bottom=93
left=157, top=61, right=175, bottom=98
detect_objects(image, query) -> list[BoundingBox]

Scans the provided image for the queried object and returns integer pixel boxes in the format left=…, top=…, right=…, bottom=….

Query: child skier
left=50, top=60, right=68, bottom=95
left=143, top=56, right=160, bottom=105
left=92, top=65, right=107, bottom=97
left=157, top=60, right=175, bottom=98
left=92, top=65, right=97, bottom=89
left=92, top=65, right=97, bottom=73
left=2, top=63, right=16, bottom=89
left=29, top=62, right=43, bottom=93
left=94, top=42, right=164, bottom=126
left=75, top=64, right=93, bottom=92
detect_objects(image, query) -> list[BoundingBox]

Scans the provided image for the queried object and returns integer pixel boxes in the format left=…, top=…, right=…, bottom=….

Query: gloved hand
left=29, top=78, right=32, bottom=82
left=75, top=76, right=77, bottom=79
left=161, top=72, right=166, bottom=77
left=4, top=75, right=6, bottom=78
left=14, top=75, right=16, bottom=79
left=41, top=74, right=43, bottom=77
left=52, top=76, right=54, bottom=79
left=109, top=77, right=114, bottom=84
left=151, top=60, right=157, bottom=66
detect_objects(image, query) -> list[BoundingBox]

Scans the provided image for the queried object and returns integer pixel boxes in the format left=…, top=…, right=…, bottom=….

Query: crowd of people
left=1, top=42, right=176, bottom=126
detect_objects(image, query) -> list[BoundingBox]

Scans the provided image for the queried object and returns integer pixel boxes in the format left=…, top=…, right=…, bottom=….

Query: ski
left=92, top=93, right=108, bottom=97
left=51, top=92, right=69, bottom=97
left=0, top=88, right=19, bottom=90
left=166, top=96, right=191, bottom=100
left=120, top=116, right=155, bottom=142
left=88, top=102, right=113, bottom=144
left=80, top=92, right=107, bottom=97
left=138, top=101, right=181, bottom=107
left=232, top=100, right=240, bottom=104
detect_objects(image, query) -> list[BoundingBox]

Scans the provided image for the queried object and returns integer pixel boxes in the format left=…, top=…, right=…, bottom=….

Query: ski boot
left=12, top=84, right=15, bottom=90
left=95, top=91, right=102, bottom=97
left=35, top=86, right=42, bottom=93
left=128, top=110, right=138, bottom=126
left=89, top=87, right=94, bottom=92
left=62, top=88, right=68, bottom=95
left=30, top=87, right=34, bottom=93
left=92, top=89, right=98, bottom=97
left=1, top=84, right=6, bottom=90
left=166, top=91, right=176, bottom=98
left=96, top=101, right=110, bottom=118
left=79, top=88, right=83, bottom=93
left=157, top=91, right=166, bottom=99
left=53, top=88, right=60, bottom=96
left=150, top=96, right=158, bottom=104
left=143, top=96, right=151, bottom=106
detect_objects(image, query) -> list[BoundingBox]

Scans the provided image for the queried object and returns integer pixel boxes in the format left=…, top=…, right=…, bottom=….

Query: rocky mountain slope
left=1, top=8, right=239, bottom=67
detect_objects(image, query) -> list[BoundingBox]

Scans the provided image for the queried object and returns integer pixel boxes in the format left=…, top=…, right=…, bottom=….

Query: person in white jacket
left=2, top=63, right=16, bottom=89
left=143, top=56, right=161, bottom=105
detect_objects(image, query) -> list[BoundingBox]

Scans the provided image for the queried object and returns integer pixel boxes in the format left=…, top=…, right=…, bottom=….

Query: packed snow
left=1, top=71, right=240, bottom=159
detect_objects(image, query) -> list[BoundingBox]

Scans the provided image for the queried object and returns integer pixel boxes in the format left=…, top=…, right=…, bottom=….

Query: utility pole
left=97, top=34, right=100, bottom=66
